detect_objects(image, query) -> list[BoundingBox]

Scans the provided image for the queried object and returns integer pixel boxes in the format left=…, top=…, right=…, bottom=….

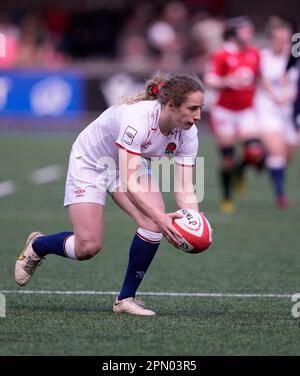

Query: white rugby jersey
left=256, top=48, right=298, bottom=112
left=72, top=100, right=198, bottom=167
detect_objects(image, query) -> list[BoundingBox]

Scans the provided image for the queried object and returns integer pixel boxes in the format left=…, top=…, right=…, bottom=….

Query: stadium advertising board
left=0, top=70, right=85, bottom=117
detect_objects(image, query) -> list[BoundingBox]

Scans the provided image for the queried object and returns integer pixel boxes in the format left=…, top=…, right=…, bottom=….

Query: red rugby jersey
left=207, top=43, right=260, bottom=110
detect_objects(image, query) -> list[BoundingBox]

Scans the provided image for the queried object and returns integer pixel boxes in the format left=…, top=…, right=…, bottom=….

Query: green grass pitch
left=0, top=130, right=300, bottom=355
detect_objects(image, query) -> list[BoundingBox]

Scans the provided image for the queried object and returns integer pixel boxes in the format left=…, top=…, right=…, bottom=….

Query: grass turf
left=0, top=131, right=300, bottom=356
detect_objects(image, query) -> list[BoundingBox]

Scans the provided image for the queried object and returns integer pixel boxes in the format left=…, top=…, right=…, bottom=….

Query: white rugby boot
left=15, top=232, right=44, bottom=286
left=113, top=297, right=156, bottom=316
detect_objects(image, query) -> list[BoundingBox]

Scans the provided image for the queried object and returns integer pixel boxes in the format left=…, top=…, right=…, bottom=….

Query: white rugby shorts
left=210, top=105, right=259, bottom=139
left=64, top=150, right=152, bottom=207
left=256, top=103, right=299, bottom=146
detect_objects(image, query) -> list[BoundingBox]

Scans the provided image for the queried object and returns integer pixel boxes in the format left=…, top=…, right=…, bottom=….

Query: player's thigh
left=64, top=148, right=108, bottom=248
left=111, top=176, right=164, bottom=233
left=68, top=202, right=104, bottom=246
left=261, top=131, right=286, bottom=156
left=209, top=106, right=237, bottom=146
left=237, top=108, right=260, bottom=141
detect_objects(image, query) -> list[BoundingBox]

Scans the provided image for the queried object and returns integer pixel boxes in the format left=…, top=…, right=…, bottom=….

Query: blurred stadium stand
left=0, top=0, right=299, bottom=129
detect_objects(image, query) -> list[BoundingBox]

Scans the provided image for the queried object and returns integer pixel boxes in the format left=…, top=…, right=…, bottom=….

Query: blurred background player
left=256, top=21, right=299, bottom=208
left=204, top=16, right=264, bottom=214
left=285, top=36, right=300, bottom=140
left=15, top=73, right=205, bottom=316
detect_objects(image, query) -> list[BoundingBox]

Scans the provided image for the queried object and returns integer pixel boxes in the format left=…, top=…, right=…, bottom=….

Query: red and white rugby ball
left=173, top=208, right=213, bottom=254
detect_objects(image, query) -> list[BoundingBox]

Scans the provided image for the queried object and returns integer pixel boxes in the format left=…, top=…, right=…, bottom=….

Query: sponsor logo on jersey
left=74, top=187, right=86, bottom=197
left=164, top=142, right=177, bottom=155
left=122, top=126, right=137, bottom=145
left=141, top=140, right=152, bottom=149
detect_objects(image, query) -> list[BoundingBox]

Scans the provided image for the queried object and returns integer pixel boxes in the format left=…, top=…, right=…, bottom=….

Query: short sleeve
left=206, top=51, right=226, bottom=78
left=115, top=105, right=150, bottom=155
left=259, top=49, right=266, bottom=75
left=175, top=127, right=198, bottom=166
left=256, top=49, right=261, bottom=76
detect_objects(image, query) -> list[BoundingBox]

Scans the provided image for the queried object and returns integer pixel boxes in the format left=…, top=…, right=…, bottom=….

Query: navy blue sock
left=220, top=167, right=234, bottom=200
left=118, top=233, right=160, bottom=300
left=269, top=167, right=285, bottom=197
left=32, top=232, right=74, bottom=257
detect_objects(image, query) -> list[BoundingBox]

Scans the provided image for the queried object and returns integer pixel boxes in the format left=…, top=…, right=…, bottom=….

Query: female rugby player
left=15, top=72, right=205, bottom=316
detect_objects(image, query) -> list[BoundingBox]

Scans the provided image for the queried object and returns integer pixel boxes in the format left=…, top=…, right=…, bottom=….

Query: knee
left=243, top=139, right=265, bottom=165
left=265, top=155, right=286, bottom=169
left=135, top=213, right=161, bottom=233
left=75, top=239, right=102, bottom=260
left=220, top=146, right=235, bottom=169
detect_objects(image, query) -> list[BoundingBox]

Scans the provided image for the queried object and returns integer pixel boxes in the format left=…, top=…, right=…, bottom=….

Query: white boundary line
left=0, top=165, right=64, bottom=198
left=0, top=290, right=292, bottom=298
left=31, top=165, right=63, bottom=184
left=0, top=180, right=16, bottom=197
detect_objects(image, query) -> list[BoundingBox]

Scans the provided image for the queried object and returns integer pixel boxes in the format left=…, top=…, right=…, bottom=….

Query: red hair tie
left=152, top=81, right=165, bottom=95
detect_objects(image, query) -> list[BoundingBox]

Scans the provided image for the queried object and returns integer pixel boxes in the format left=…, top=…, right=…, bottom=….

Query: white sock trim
left=64, top=235, right=77, bottom=259
left=266, top=156, right=286, bottom=169
left=137, top=228, right=163, bottom=243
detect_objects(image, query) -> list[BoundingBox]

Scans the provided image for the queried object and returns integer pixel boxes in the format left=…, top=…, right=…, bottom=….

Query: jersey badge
left=165, top=142, right=177, bottom=155
left=122, top=126, right=137, bottom=145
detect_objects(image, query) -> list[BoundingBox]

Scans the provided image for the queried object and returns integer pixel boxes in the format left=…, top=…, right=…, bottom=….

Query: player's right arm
left=118, top=148, right=182, bottom=246
left=260, top=50, right=294, bottom=106
left=115, top=105, right=182, bottom=246
left=174, top=127, right=199, bottom=212
left=204, top=51, right=243, bottom=90
left=260, top=75, right=283, bottom=105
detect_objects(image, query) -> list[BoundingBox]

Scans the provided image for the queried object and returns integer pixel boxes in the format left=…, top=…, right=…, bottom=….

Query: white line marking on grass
left=0, top=180, right=16, bottom=197
left=31, top=165, right=63, bottom=184
left=0, top=290, right=292, bottom=298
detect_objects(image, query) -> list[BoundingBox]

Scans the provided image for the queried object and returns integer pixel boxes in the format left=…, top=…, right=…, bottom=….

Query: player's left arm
left=174, top=127, right=199, bottom=212
left=258, top=52, right=282, bottom=103
left=118, top=149, right=183, bottom=247
left=174, top=163, right=199, bottom=211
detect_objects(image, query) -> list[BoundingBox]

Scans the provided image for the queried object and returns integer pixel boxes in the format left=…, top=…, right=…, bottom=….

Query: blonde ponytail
left=119, top=72, right=169, bottom=105
left=119, top=71, right=204, bottom=106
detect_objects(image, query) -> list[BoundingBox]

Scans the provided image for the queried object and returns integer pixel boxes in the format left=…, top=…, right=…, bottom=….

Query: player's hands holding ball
left=156, top=209, right=213, bottom=253
left=155, top=211, right=184, bottom=248
left=172, top=209, right=213, bottom=253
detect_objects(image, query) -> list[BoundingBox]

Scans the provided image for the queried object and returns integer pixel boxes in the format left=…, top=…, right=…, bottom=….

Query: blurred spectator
left=189, top=14, right=224, bottom=73
left=123, top=2, right=155, bottom=35
left=45, top=3, right=70, bottom=36
left=147, top=1, right=188, bottom=70
left=3, top=0, right=296, bottom=74
left=192, top=16, right=224, bottom=55
left=118, top=34, right=154, bottom=72
left=0, top=12, right=20, bottom=68
left=35, top=33, right=68, bottom=68
left=44, top=2, right=71, bottom=59
left=0, top=1, right=246, bottom=71
left=17, top=13, right=43, bottom=66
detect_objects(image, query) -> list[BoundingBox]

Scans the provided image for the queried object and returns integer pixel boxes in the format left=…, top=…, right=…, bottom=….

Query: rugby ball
left=173, top=208, right=213, bottom=254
